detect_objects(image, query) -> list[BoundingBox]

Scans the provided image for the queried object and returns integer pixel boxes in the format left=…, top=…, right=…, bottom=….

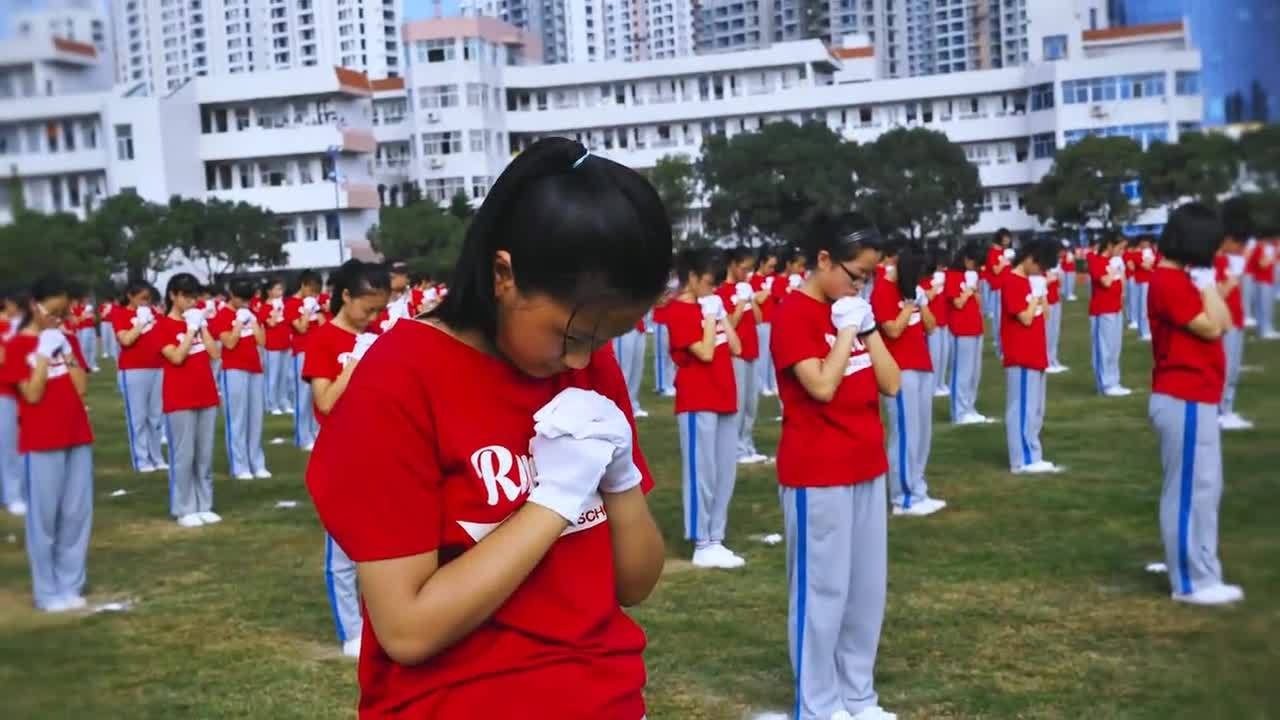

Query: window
left=418, top=84, right=459, bottom=109
left=1029, top=83, right=1054, bottom=110
left=1042, top=34, right=1067, bottom=61
left=1062, top=74, right=1167, bottom=104
left=469, top=129, right=485, bottom=152
left=325, top=212, right=340, bottom=240
left=422, top=131, right=463, bottom=155
left=115, top=124, right=134, bottom=160
left=417, top=38, right=455, bottom=63
left=471, top=175, right=490, bottom=199
left=1032, top=132, right=1056, bottom=159
left=1176, top=71, right=1199, bottom=96
left=466, top=83, right=488, bottom=107
left=1063, top=122, right=1169, bottom=150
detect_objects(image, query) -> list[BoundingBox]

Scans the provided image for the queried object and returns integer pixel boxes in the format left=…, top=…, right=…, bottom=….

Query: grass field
left=1, top=298, right=1277, bottom=719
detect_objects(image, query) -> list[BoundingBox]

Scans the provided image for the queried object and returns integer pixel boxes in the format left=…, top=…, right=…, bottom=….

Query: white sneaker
left=661, top=389, right=676, bottom=398
left=155, top=461, right=170, bottom=471
left=1103, top=386, right=1133, bottom=397
left=1045, top=364, right=1069, bottom=374
left=270, top=409, right=284, bottom=416
left=933, top=386, right=951, bottom=397
left=849, top=706, right=898, bottom=720
left=342, top=637, right=362, bottom=658
left=1140, top=335, right=1152, bottom=342
left=1262, top=331, right=1280, bottom=341
left=284, top=407, right=295, bottom=415
left=1014, top=461, right=1063, bottom=474
left=1244, top=317, right=1258, bottom=328
left=1172, top=583, right=1244, bottom=606
left=302, top=442, right=315, bottom=452
left=1218, top=413, right=1254, bottom=431
left=715, top=543, right=747, bottom=566
left=137, top=465, right=157, bottom=474
left=738, top=454, right=765, bottom=465
left=956, top=413, right=995, bottom=425
left=235, top=472, right=254, bottom=481
left=60, top=595, right=87, bottom=610
left=691, top=544, right=745, bottom=569
left=198, top=511, right=222, bottom=524
left=633, top=408, right=649, bottom=419
left=254, top=469, right=274, bottom=479
left=177, top=513, right=205, bottom=528
left=42, top=597, right=72, bottom=613
left=1127, top=321, right=1139, bottom=330
left=893, top=498, right=946, bottom=517
left=761, top=388, right=777, bottom=398
left=7, top=500, right=27, bottom=516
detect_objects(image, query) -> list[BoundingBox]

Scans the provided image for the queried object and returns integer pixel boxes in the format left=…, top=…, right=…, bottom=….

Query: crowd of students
left=0, top=135, right=1274, bottom=719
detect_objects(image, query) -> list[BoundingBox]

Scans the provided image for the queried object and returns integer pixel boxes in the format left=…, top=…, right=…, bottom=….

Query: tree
left=1025, top=136, right=1145, bottom=233
left=448, top=189, right=474, bottom=221
left=1140, top=132, right=1241, bottom=210
left=855, top=127, right=983, bottom=240
left=167, top=197, right=285, bottom=280
left=0, top=211, right=103, bottom=288
left=1241, top=124, right=1280, bottom=190
left=367, top=199, right=466, bottom=277
left=648, top=154, right=697, bottom=238
left=81, top=191, right=172, bottom=282
left=699, top=121, right=860, bottom=245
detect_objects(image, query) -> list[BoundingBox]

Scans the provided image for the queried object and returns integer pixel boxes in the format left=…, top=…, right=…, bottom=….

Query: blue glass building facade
left=1108, top=1, right=1279, bottom=125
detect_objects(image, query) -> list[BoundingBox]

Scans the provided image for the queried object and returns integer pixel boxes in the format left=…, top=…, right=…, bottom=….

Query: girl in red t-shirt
left=1060, top=239, right=1078, bottom=302
left=305, top=138, right=668, bottom=719
left=871, top=240, right=941, bottom=516
left=752, top=247, right=781, bottom=397
left=4, top=275, right=95, bottom=612
left=1246, top=234, right=1277, bottom=337
left=1131, top=235, right=1158, bottom=340
left=1148, top=203, right=1242, bottom=606
left=718, top=245, right=766, bottom=464
left=924, top=248, right=951, bottom=398
left=769, top=211, right=901, bottom=720
left=1000, top=239, right=1061, bottom=474
left=70, top=291, right=99, bottom=372
left=1216, top=198, right=1252, bottom=430
left=113, top=281, right=167, bottom=473
left=670, top=247, right=744, bottom=568
left=212, top=279, right=271, bottom=481
left=946, top=242, right=992, bottom=423
left=156, top=273, right=222, bottom=528
left=650, top=277, right=678, bottom=397
left=97, top=297, right=117, bottom=362
left=1089, top=234, right=1131, bottom=396
left=0, top=289, right=25, bottom=515
left=301, top=260, right=390, bottom=659
left=259, top=278, right=293, bottom=415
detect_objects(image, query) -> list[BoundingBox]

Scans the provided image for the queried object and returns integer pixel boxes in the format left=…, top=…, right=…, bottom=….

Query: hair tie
left=572, top=149, right=591, bottom=169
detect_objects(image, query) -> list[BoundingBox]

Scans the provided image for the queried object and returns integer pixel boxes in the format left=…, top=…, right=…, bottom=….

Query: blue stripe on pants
left=1177, top=402, right=1196, bottom=595
left=293, top=356, right=302, bottom=447
left=655, top=327, right=665, bottom=390
left=792, top=487, right=808, bottom=720
left=895, top=393, right=910, bottom=509
left=220, top=372, right=234, bottom=471
left=949, top=336, right=959, bottom=420
left=324, top=536, right=347, bottom=643
left=1091, top=316, right=1103, bottom=393
left=686, top=413, right=698, bottom=541
left=120, top=373, right=140, bottom=471
left=1019, top=368, right=1032, bottom=467
left=164, top=416, right=175, bottom=516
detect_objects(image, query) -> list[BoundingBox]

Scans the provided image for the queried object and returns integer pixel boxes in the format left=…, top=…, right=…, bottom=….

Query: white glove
left=182, top=308, right=206, bottom=331
left=527, top=434, right=613, bottom=522
left=1029, top=275, right=1048, bottom=298
left=734, top=282, right=753, bottom=304
left=788, top=273, right=804, bottom=289
left=883, top=265, right=896, bottom=282
left=235, top=308, right=255, bottom=326
left=1108, top=256, right=1125, bottom=276
left=424, top=287, right=440, bottom=303
left=387, top=298, right=411, bottom=320
left=1227, top=254, right=1246, bottom=277
left=763, top=276, right=775, bottom=292
left=1188, top=267, right=1217, bottom=291
left=270, top=297, right=284, bottom=311
left=831, top=296, right=874, bottom=333
left=1142, top=247, right=1156, bottom=263
left=349, top=332, right=378, bottom=362
left=302, top=296, right=320, bottom=316
left=1264, top=244, right=1276, bottom=261
left=913, top=286, right=929, bottom=306
left=698, top=295, right=724, bottom=320
left=36, top=329, right=66, bottom=360
left=1003, top=248, right=1016, bottom=261
left=135, top=305, right=154, bottom=326
left=532, top=388, right=639, bottom=495
left=932, top=271, right=946, bottom=289
left=964, top=270, right=979, bottom=289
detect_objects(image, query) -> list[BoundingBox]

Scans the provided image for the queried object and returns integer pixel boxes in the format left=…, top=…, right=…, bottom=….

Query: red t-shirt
left=306, top=322, right=652, bottom=719
left=667, top=299, right=737, bottom=414
left=0, top=327, right=15, bottom=399
left=870, top=279, right=932, bottom=372
left=152, top=316, right=220, bottom=413
left=111, top=306, right=163, bottom=370
left=259, top=301, right=291, bottom=351
left=750, top=273, right=777, bottom=323
left=1214, top=254, right=1245, bottom=329
left=1088, top=254, right=1124, bottom=316
left=924, top=274, right=949, bottom=328
left=715, top=282, right=759, bottom=361
left=944, top=270, right=983, bottom=337
left=650, top=301, right=671, bottom=327
left=1247, top=241, right=1276, bottom=284
left=1, top=333, right=94, bottom=453
left=1060, top=251, right=1076, bottom=272
left=1148, top=266, right=1224, bottom=404
left=1000, top=273, right=1048, bottom=371
left=770, top=291, right=887, bottom=488
left=770, top=273, right=794, bottom=306
left=1046, top=270, right=1061, bottom=305
left=285, top=296, right=318, bottom=354
left=70, top=303, right=95, bottom=330
left=210, top=307, right=263, bottom=373
left=1133, top=248, right=1157, bottom=283
left=97, top=302, right=114, bottom=324
left=301, top=321, right=357, bottom=423
left=983, top=246, right=1004, bottom=284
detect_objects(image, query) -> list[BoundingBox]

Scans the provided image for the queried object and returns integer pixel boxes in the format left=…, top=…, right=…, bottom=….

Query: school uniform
left=1147, top=266, right=1235, bottom=600
left=3, top=333, right=95, bottom=610
left=0, top=332, right=22, bottom=512
left=990, top=263, right=1011, bottom=357
left=650, top=302, right=676, bottom=396
left=717, top=281, right=762, bottom=460
left=154, top=316, right=220, bottom=521
left=211, top=307, right=268, bottom=478
left=668, top=299, right=739, bottom=547
left=613, top=319, right=647, bottom=416
left=1123, top=250, right=1140, bottom=328
left=945, top=269, right=985, bottom=422
left=752, top=272, right=779, bottom=395
left=1246, top=240, right=1276, bottom=336
left=302, top=322, right=363, bottom=649
left=1088, top=254, right=1126, bottom=394
left=259, top=299, right=293, bottom=414
left=1045, top=268, right=1064, bottom=370
left=306, top=324, right=654, bottom=718
left=982, top=246, right=1004, bottom=321
left=771, top=290, right=889, bottom=720
left=1215, top=254, right=1247, bottom=419
left=1061, top=250, right=1077, bottom=301
left=112, top=306, right=167, bottom=471
left=285, top=296, right=321, bottom=449
left=97, top=302, right=117, bottom=360
left=70, top=303, right=98, bottom=371
left=1001, top=273, right=1050, bottom=472
left=871, top=277, right=935, bottom=511
left=924, top=272, right=951, bottom=395
left=1133, top=248, right=1156, bottom=338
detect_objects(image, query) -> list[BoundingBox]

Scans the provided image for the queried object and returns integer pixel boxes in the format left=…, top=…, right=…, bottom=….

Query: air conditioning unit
left=1089, top=104, right=1107, bottom=119
left=426, top=111, right=441, bottom=123
left=429, top=157, right=445, bottom=169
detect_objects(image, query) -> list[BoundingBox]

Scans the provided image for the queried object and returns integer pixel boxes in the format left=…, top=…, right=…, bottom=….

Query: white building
left=11, top=0, right=110, bottom=56
left=111, top=0, right=405, bottom=95
left=461, top=0, right=696, bottom=63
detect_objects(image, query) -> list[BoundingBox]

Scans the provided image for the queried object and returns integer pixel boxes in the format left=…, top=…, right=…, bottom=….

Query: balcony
left=200, top=123, right=374, bottom=161
left=207, top=181, right=380, bottom=214
left=0, top=147, right=109, bottom=177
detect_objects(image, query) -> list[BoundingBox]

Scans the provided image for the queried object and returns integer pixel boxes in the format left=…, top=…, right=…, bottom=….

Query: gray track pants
left=1064, top=271, right=1076, bottom=300
left=885, top=370, right=934, bottom=508
left=653, top=324, right=676, bottom=395
left=120, top=368, right=165, bottom=470
left=99, top=322, right=117, bottom=359
left=1254, top=281, right=1275, bottom=335
left=166, top=407, right=217, bottom=518
left=325, top=533, right=363, bottom=644
left=614, top=330, right=646, bottom=414
left=76, top=328, right=98, bottom=370
left=782, top=476, right=887, bottom=720
left=928, top=327, right=951, bottom=393
left=733, top=357, right=760, bottom=458
left=1220, top=327, right=1244, bottom=416
left=757, top=322, right=777, bottom=393
left=1090, top=312, right=1123, bottom=393
left=221, top=370, right=267, bottom=476
left=949, top=335, right=983, bottom=422
left=293, top=354, right=318, bottom=448
left=677, top=411, right=737, bottom=544
left=1005, top=367, right=1047, bottom=471
left=25, top=445, right=93, bottom=609
left=1046, top=302, right=1063, bottom=368
left=264, top=350, right=293, bottom=413
left=0, top=396, right=23, bottom=507
left=1149, top=393, right=1225, bottom=596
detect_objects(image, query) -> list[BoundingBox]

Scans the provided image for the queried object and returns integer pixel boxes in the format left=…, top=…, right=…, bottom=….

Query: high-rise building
left=460, top=0, right=696, bottom=63
left=12, top=0, right=110, bottom=55
left=111, top=0, right=405, bottom=95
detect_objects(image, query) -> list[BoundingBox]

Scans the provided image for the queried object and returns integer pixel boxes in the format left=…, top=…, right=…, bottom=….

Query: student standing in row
left=1044, top=254, right=1068, bottom=375
left=650, top=282, right=677, bottom=397
left=670, top=248, right=744, bottom=569
left=753, top=247, right=780, bottom=398
left=1089, top=234, right=1131, bottom=397
left=286, top=271, right=324, bottom=450
left=614, top=316, right=648, bottom=418
left=1147, top=203, right=1243, bottom=606
left=1061, top=240, right=1078, bottom=302
left=1216, top=199, right=1253, bottom=431
left=771, top=211, right=900, bottom=720
left=718, top=246, right=767, bottom=465
left=260, top=279, right=293, bottom=416
left=71, top=292, right=98, bottom=372
left=97, top=295, right=117, bottom=362
left=1246, top=232, right=1277, bottom=338
left=0, top=292, right=26, bottom=516
left=947, top=243, right=991, bottom=424
left=1002, top=239, right=1063, bottom=474
left=113, top=282, right=168, bottom=473
left=1131, top=235, right=1158, bottom=341
left=925, top=249, right=951, bottom=398
left=302, top=260, right=389, bottom=658
left=5, top=276, right=95, bottom=612
left=213, top=279, right=271, bottom=481
left=872, top=240, right=942, bottom=516
left=156, top=274, right=222, bottom=528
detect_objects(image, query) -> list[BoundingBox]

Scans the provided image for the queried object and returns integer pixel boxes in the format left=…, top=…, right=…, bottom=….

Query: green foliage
left=856, top=127, right=983, bottom=240
left=648, top=154, right=698, bottom=238
left=0, top=211, right=103, bottom=289
left=447, top=189, right=474, bottom=221
left=1240, top=124, right=1280, bottom=190
left=1025, top=136, right=1145, bottom=232
left=79, top=191, right=173, bottom=283
left=367, top=199, right=467, bottom=277
left=165, top=197, right=286, bottom=281
left=1140, top=132, right=1241, bottom=209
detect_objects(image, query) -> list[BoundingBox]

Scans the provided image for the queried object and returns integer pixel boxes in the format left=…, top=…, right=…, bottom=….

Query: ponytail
left=329, top=260, right=390, bottom=315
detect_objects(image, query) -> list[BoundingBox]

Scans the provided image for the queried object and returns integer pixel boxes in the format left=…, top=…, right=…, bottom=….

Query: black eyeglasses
left=838, top=262, right=865, bottom=286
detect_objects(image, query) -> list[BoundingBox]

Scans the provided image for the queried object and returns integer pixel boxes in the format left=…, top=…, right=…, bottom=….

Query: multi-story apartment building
left=111, top=0, right=404, bottom=95
left=12, top=0, right=110, bottom=56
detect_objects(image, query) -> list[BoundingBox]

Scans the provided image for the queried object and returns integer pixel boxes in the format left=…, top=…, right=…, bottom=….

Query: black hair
left=757, top=246, right=779, bottom=265
left=410, top=271, right=430, bottom=286
left=389, top=262, right=410, bottom=277
left=1159, top=202, right=1224, bottom=268
left=895, top=241, right=926, bottom=297
left=229, top=278, right=256, bottom=301
left=124, top=280, right=149, bottom=302
left=1098, top=232, right=1121, bottom=251
left=1015, top=238, right=1060, bottom=272
left=429, top=137, right=672, bottom=342
left=329, top=260, right=391, bottom=315
left=951, top=241, right=986, bottom=271
left=675, top=247, right=721, bottom=284
left=19, top=274, right=70, bottom=331
left=297, top=270, right=322, bottom=291
left=778, top=245, right=804, bottom=268
left=1220, top=196, right=1253, bottom=241
left=726, top=245, right=755, bottom=267
left=993, top=228, right=1012, bottom=245
left=166, top=273, right=201, bottom=302
left=798, top=209, right=882, bottom=267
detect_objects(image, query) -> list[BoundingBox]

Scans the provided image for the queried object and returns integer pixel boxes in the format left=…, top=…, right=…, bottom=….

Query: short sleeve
left=1003, top=278, right=1028, bottom=316
left=283, top=300, right=301, bottom=325
left=771, top=305, right=826, bottom=372
left=666, top=303, right=702, bottom=351
left=301, top=333, right=338, bottom=382
left=110, top=313, right=131, bottom=334
left=870, top=281, right=898, bottom=324
left=1163, top=275, right=1205, bottom=328
left=0, top=339, right=31, bottom=386
left=580, top=346, right=655, bottom=494
left=1088, top=257, right=1106, bottom=282
left=306, top=337, right=444, bottom=562
left=715, top=285, right=734, bottom=316
left=208, top=310, right=231, bottom=341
